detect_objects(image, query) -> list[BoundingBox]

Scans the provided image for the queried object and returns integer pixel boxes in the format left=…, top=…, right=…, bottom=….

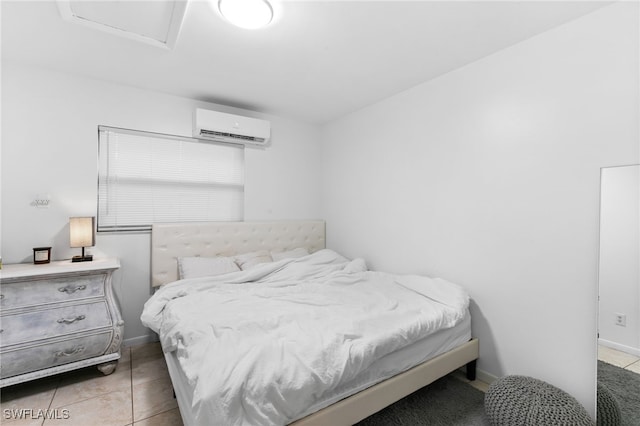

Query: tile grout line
left=42, top=377, right=61, bottom=426
left=621, top=357, right=640, bottom=369
left=2, top=343, right=168, bottom=426
left=623, top=359, right=640, bottom=371
left=130, top=348, right=135, bottom=426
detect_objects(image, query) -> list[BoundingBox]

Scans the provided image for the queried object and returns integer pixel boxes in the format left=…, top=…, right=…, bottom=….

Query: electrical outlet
left=614, top=313, right=627, bottom=327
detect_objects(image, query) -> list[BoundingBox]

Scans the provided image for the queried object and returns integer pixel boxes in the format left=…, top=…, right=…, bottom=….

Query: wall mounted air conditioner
left=193, top=109, right=271, bottom=146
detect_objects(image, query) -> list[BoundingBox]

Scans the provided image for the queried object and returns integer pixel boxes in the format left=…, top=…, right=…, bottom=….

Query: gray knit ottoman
left=484, top=375, right=594, bottom=425
left=596, top=382, right=621, bottom=426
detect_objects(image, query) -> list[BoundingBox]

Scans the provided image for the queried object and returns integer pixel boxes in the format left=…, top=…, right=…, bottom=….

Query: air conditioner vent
left=199, top=129, right=266, bottom=143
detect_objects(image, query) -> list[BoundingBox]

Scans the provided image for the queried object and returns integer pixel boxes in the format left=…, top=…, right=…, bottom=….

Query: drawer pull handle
left=55, top=346, right=85, bottom=358
left=57, top=315, right=86, bottom=325
left=58, top=284, right=87, bottom=294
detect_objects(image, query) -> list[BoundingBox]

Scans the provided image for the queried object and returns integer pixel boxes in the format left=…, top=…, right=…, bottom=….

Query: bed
left=143, top=220, right=479, bottom=425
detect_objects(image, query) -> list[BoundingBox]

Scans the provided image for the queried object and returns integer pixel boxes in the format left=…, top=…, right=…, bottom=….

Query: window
left=97, top=126, right=244, bottom=232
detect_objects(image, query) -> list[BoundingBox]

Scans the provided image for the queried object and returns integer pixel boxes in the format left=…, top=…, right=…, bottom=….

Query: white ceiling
left=1, top=0, right=610, bottom=124
left=59, top=0, right=187, bottom=48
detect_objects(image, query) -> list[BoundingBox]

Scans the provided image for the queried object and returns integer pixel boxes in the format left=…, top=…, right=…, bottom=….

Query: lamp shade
left=70, top=217, right=95, bottom=248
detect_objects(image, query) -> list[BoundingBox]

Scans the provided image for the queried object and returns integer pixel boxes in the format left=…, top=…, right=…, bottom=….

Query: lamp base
left=72, top=255, right=93, bottom=262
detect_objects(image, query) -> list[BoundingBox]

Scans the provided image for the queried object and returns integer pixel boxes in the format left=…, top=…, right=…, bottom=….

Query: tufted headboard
left=151, top=221, right=326, bottom=287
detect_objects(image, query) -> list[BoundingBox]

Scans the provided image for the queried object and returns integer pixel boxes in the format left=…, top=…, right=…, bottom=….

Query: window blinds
left=97, top=127, right=244, bottom=232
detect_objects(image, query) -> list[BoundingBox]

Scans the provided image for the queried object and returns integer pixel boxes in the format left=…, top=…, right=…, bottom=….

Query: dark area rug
left=598, top=361, right=640, bottom=426
left=356, top=374, right=489, bottom=426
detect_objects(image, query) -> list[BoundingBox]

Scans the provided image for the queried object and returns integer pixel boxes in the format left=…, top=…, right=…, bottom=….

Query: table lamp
left=70, top=217, right=95, bottom=262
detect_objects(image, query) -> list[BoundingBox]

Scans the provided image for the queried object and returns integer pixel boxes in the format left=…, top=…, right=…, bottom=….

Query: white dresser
left=0, top=258, right=124, bottom=387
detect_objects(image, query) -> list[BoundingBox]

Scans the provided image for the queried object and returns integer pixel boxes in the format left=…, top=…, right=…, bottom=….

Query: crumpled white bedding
left=141, top=249, right=470, bottom=426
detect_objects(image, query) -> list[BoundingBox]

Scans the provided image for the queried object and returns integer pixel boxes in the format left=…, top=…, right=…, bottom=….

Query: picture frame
left=33, top=247, right=51, bottom=264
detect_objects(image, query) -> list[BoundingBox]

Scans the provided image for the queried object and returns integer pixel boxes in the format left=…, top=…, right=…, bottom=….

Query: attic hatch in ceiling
left=57, top=0, right=187, bottom=50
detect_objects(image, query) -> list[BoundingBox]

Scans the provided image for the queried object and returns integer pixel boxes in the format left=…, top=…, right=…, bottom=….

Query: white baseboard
left=123, top=334, right=159, bottom=348
left=476, top=368, right=498, bottom=385
left=598, top=338, right=640, bottom=357
left=457, top=366, right=498, bottom=385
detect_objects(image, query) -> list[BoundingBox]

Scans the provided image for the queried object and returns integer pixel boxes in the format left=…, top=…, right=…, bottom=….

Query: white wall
left=599, top=165, right=640, bottom=355
left=1, top=64, right=322, bottom=344
left=320, top=2, right=638, bottom=416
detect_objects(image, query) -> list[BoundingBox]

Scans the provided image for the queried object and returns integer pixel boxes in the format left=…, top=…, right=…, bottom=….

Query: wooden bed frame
left=150, top=220, right=479, bottom=425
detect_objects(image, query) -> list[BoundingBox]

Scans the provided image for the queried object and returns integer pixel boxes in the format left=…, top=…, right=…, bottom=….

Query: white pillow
left=271, top=247, right=309, bottom=261
left=177, top=256, right=240, bottom=279
left=234, top=250, right=273, bottom=270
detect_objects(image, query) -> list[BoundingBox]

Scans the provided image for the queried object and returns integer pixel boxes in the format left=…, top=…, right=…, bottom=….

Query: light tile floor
left=598, top=344, right=640, bottom=374
left=1, top=342, right=490, bottom=425
left=0, top=342, right=182, bottom=426
left=451, top=369, right=491, bottom=393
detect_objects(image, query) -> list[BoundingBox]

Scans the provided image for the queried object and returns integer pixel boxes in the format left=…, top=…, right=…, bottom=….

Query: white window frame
left=97, top=126, right=244, bottom=233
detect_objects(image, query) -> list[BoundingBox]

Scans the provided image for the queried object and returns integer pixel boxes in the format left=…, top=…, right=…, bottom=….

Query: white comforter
left=141, top=249, right=469, bottom=426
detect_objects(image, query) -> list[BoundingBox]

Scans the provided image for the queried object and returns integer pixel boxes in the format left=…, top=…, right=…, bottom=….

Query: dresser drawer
left=0, top=301, right=112, bottom=347
left=0, top=332, right=112, bottom=379
left=0, top=273, right=106, bottom=310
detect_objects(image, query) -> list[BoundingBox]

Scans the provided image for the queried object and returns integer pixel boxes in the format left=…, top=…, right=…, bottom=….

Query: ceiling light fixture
left=218, top=0, right=274, bottom=30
